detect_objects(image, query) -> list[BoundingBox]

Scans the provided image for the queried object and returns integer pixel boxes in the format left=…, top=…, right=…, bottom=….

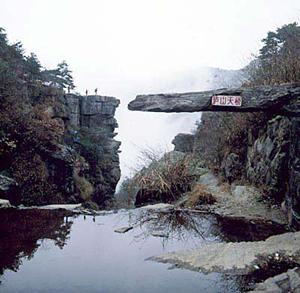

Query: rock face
left=128, top=83, right=300, bottom=115
left=64, top=94, right=121, bottom=206
left=32, top=94, right=121, bottom=207
left=245, top=115, right=300, bottom=228
left=172, top=133, right=194, bottom=153
left=246, top=116, right=291, bottom=200
left=67, top=94, right=119, bottom=131
left=288, top=118, right=300, bottom=228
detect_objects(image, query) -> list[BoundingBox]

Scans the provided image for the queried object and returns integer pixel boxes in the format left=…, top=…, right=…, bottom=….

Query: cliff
left=65, top=94, right=121, bottom=206
left=47, top=93, right=121, bottom=207
left=0, top=93, right=121, bottom=208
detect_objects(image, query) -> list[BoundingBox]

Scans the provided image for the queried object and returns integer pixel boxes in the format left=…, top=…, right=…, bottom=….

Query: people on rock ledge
left=85, top=88, right=98, bottom=96
left=67, top=88, right=99, bottom=96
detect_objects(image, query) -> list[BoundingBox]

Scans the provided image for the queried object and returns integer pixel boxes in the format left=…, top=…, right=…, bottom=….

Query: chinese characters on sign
left=211, top=95, right=242, bottom=107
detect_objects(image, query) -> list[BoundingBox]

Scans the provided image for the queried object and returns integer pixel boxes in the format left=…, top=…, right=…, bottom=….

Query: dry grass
left=134, top=152, right=195, bottom=203
left=117, top=147, right=199, bottom=207
left=184, top=184, right=216, bottom=208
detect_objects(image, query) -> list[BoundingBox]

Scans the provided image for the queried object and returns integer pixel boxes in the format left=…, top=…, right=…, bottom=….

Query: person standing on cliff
left=85, top=89, right=88, bottom=96
left=95, top=88, right=98, bottom=95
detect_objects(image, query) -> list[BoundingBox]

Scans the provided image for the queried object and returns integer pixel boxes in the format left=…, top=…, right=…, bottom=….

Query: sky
left=1, top=0, right=300, bottom=181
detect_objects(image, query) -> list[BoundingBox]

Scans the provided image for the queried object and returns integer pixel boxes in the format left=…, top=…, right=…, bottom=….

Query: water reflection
left=0, top=208, right=73, bottom=278
left=126, top=208, right=222, bottom=245
left=0, top=208, right=255, bottom=292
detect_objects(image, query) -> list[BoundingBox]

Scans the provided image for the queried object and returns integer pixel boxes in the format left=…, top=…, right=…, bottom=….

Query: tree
left=42, top=61, right=75, bottom=90
left=246, top=22, right=300, bottom=85
left=25, top=53, right=42, bottom=82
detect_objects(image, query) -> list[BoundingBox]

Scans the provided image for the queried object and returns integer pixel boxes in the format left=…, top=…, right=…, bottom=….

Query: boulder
left=0, top=175, right=16, bottom=194
left=221, top=153, right=242, bottom=183
left=0, top=175, right=18, bottom=203
left=172, top=133, right=195, bottom=153
left=0, top=199, right=11, bottom=208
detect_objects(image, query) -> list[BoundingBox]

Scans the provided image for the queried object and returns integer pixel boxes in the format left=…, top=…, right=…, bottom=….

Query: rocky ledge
left=183, top=167, right=288, bottom=240
left=148, top=231, right=300, bottom=275
left=128, top=83, right=300, bottom=115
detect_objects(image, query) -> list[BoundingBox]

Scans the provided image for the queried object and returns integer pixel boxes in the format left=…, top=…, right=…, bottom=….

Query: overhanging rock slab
left=128, top=83, right=300, bottom=115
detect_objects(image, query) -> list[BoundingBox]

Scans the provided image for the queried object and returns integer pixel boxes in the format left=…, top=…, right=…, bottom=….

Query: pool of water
left=0, top=208, right=243, bottom=293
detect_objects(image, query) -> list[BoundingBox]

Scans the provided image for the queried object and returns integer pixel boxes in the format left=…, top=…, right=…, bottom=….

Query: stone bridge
left=128, top=83, right=300, bottom=116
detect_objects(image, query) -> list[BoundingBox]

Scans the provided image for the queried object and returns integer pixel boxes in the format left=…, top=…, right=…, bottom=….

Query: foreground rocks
left=148, top=231, right=300, bottom=275
left=250, top=267, right=300, bottom=292
left=186, top=168, right=288, bottom=238
left=128, top=83, right=300, bottom=115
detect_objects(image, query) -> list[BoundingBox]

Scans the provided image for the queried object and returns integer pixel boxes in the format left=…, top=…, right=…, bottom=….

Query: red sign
left=211, top=95, right=242, bottom=107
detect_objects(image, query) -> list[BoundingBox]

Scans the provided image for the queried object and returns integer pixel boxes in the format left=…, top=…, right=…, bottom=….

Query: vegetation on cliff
left=0, top=27, right=75, bottom=204
left=0, top=28, right=120, bottom=207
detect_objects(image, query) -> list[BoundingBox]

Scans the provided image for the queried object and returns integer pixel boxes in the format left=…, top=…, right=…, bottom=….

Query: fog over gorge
left=115, top=66, right=243, bottom=181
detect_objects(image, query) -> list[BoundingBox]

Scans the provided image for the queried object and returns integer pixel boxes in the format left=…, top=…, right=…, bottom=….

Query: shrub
left=73, top=172, right=94, bottom=202
left=11, top=152, right=63, bottom=205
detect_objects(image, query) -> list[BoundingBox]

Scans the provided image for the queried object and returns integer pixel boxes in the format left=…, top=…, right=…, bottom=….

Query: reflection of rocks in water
left=0, top=208, right=74, bottom=278
left=128, top=209, right=222, bottom=243
left=216, top=216, right=288, bottom=242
